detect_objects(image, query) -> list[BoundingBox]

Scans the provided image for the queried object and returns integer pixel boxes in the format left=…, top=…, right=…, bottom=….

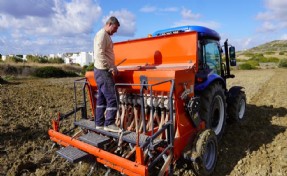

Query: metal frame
left=115, top=78, right=175, bottom=173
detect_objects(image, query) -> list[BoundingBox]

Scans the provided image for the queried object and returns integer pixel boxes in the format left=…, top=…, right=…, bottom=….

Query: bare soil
left=1, top=68, right=287, bottom=176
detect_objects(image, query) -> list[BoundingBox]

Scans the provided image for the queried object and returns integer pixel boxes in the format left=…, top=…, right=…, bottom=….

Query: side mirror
left=229, top=46, right=236, bottom=66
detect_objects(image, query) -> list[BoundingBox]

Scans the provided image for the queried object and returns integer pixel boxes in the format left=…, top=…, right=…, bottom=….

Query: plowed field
left=1, top=68, right=286, bottom=176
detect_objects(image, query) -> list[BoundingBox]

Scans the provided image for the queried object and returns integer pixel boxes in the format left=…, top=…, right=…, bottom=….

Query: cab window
left=202, top=41, right=221, bottom=74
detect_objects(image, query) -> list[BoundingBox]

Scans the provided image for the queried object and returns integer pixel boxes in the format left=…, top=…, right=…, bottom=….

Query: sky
left=0, top=0, right=287, bottom=55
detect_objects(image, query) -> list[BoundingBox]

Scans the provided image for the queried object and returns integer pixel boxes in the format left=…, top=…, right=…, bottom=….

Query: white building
left=2, top=55, right=7, bottom=61
left=49, top=53, right=64, bottom=59
left=1, top=54, right=26, bottom=61
left=63, top=52, right=93, bottom=67
left=22, top=55, right=27, bottom=60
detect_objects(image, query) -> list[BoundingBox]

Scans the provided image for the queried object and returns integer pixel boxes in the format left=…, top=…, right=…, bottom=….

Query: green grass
left=278, top=58, right=287, bottom=68
left=239, top=63, right=257, bottom=70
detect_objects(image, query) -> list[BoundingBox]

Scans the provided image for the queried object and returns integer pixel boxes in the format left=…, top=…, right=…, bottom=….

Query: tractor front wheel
left=227, top=90, right=246, bottom=122
left=192, top=129, right=218, bottom=176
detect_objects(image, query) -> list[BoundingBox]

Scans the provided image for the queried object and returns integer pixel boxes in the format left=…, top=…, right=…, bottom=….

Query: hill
left=237, top=40, right=287, bottom=62
left=248, top=40, right=287, bottom=53
left=239, top=40, right=287, bottom=55
left=235, top=40, right=287, bottom=69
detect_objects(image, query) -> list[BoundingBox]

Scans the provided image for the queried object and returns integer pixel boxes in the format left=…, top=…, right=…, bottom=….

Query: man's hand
left=109, top=66, right=118, bottom=75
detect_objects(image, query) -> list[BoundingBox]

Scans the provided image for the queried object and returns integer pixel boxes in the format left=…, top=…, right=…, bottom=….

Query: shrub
left=248, top=54, right=279, bottom=63
left=266, top=57, right=279, bottom=63
left=26, top=55, right=39, bottom=62
left=65, top=71, right=79, bottom=77
left=246, top=60, right=259, bottom=67
left=62, top=65, right=82, bottom=73
left=249, top=53, right=265, bottom=62
left=239, top=63, right=256, bottom=70
left=3, top=65, right=18, bottom=75
left=259, top=57, right=268, bottom=62
left=5, top=56, right=23, bottom=63
left=26, top=55, right=49, bottom=63
left=49, top=57, right=65, bottom=64
left=86, top=63, right=94, bottom=71
left=279, top=52, right=285, bottom=55
left=278, top=58, right=287, bottom=68
left=265, top=51, right=275, bottom=55
left=81, top=63, right=94, bottom=75
left=38, top=57, right=49, bottom=63
left=33, top=66, right=78, bottom=78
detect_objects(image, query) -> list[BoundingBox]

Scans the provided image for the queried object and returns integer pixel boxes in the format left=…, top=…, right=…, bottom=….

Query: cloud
left=140, top=5, right=157, bottom=13
left=0, top=0, right=54, bottom=18
left=52, top=0, right=102, bottom=35
left=102, top=9, right=136, bottom=37
left=230, top=37, right=258, bottom=51
left=159, top=7, right=178, bottom=12
left=181, top=8, right=200, bottom=20
left=280, top=34, right=287, bottom=40
left=0, top=0, right=102, bottom=54
left=242, top=38, right=252, bottom=48
left=173, top=8, right=219, bottom=29
left=257, top=21, right=277, bottom=32
left=256, top=0, right=287, bottom=32
left=139, top=5, right=178, bottom=13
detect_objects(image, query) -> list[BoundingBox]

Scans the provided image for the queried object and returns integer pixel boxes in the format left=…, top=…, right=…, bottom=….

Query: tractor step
left=79, top=132, right=110, bottom=148
left=74, top=119, right=161, bottom=147
left=56, top=146, right=89, bottom=163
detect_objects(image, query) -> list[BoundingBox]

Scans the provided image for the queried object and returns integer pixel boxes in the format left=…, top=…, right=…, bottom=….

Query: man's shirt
left=94, top=28, right=115, bottom=69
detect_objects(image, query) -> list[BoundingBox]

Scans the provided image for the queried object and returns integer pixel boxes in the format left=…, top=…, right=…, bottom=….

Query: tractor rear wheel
left=227, top=91, right=246, bottom=122
left=199, top=82, right=226, bottom=139
left=192, top=129, right=218, bottom=176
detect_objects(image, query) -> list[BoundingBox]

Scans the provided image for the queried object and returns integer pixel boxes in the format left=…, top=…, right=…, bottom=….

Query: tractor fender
left=226, top=86, right=245, bottom=103
left=195, top=73, right=226, bottom=92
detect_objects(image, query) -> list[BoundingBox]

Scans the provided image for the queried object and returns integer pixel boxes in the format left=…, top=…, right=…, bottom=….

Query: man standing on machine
left=93, top=16, right=120, bottom=133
